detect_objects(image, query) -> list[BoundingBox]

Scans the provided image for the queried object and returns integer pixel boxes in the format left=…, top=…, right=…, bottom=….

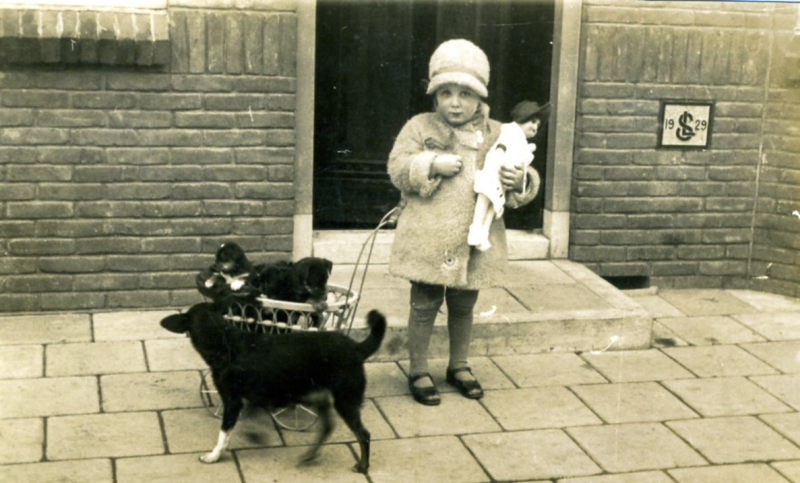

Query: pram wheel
left=199, top=370, right=318, bottom=431
left=199, top=370, right=223, bottom=418
left=271, top=404, right=318, bottom=431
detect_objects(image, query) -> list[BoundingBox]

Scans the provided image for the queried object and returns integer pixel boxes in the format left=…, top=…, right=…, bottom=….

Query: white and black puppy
left=160, top=302, right=386, bottom=474
left=196, top=242, right=257, bottom=301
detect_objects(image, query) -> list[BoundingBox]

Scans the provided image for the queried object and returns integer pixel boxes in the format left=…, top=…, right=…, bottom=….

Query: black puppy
left=196, top=242, right=257, bottom=302
left=160, top=302, right=386, bottom=474
left=256, top=257, right=334, bottom=326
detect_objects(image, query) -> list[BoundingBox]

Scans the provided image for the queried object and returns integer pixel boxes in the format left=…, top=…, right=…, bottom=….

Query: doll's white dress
left=473, top=122, right=535, bottom=218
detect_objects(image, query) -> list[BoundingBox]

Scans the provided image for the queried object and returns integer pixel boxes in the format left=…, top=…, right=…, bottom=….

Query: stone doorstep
left=358, top=310, right=653, bottom=362
left=313, top=229, right=550, bottom=264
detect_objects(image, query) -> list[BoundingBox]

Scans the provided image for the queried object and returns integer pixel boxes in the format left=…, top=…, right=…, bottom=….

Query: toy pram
left=198, top=209, right=395, bottom=431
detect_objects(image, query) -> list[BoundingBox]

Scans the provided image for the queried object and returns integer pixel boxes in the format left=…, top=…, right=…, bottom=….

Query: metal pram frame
left=198, top=209, right=396, bottom=431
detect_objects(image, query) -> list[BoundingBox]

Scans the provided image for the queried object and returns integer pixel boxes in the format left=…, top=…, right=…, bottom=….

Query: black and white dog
left=160, top=302, right=386, bottom=474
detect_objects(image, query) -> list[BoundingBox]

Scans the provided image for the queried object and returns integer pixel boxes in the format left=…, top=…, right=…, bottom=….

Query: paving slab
left=0, top=313, right=91, bottom=345
left=667, top=416, right=800, bottom=464
left=729, top=290, right=800, bottom=313
left=463, top=430, right=602, bottom=480
left=733, top=313, right=800, bottom=341
left=46, top=340, right=146, bottom=376
left=581, top=350, right=695, bottom=383
left=115, top=453, right=242, bottom=483
left=280, top=399, right=396, bottom=446
left=481, top=387, right=601, bottom=430
left=570, top=382, right=699, bottom=424
left=0, top=344, right=43, bottom=379
left=0, top=418, right=42, bottom=464
left=553, top=260, right=647, bottom=313
left=651, top=321, right=690, bottom=348
left=657, top=316, right=765, bottom=345
left=364, top=362, right=410, bottom=397
left=752, top=374, right=800, bottom=410
left=773, top=461, right=800, bottom=482
left=492, top=353, right=607, bottom=387
left=566, top=423, right=707, bottom=473
left=668, top=463, right=791, bottom=483
left=658, top=290, right=755, bottom=316
left=663, top=377, right=791, bottom=417
left=161, top=408, right=282, bottom=454
left=374, top=392, right=500, bottom=438
left=560, top=471, right=675, bottom=483
left=0, top=376, right=99, bottom=418
left=329, top=263, right=409, bottom=290
left=145, top=338, right=207, bottom=371
left=396, top=356, right=516, bottom=393
left=100, top=371, right=203, bottom=412
left=93, top=310, right=181, bottom=341
left=360, top=436, right=489, bottom=483
left=762, top=413, right=800, bottom=448
left=741, top=341, right=800, bottom=373
left=237, top=444, right=366, bottom=483
left=503, top=260, right=578, bottom=286
left=661, top=345, right=779, bottom=377
left=509, top=284, right=612, bottom=312
left=0, top=459, right=113, bottom=483
left=629, top=295, right=685, bottom=317
left=47, top=412, right=164, bottom=460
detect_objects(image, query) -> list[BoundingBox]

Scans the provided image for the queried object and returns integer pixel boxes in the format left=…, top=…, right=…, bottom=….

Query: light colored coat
left=387, top=110, right=540, bottom=289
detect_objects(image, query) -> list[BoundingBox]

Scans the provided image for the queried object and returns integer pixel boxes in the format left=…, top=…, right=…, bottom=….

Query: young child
left=387, top=39, right=540, bottom=406
left=469, top=101, right=550, bottom=251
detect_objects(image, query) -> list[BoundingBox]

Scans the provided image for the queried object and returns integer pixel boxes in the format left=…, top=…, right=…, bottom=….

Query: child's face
left=520, top=119, right=541, bottom=139
left=435, top=84, right=480, bottom=126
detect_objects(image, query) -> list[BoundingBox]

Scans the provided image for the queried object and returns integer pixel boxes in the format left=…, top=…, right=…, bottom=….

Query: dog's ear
left=323, top=258, right=333, bottom=276
left=160, top=313, right=189, bottom=334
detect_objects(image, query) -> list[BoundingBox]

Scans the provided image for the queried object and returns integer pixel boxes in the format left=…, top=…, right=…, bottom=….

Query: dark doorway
left=314, top=0, right=554, bottom=230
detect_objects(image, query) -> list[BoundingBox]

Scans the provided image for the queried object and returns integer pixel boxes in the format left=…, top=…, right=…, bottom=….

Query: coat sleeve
left=387, top=118, right=443, bottom=198
left=505, top=165, right=540, bottom=209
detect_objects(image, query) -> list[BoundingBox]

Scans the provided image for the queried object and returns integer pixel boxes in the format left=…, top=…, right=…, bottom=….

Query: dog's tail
left=356, top=309, right=387, bottom=360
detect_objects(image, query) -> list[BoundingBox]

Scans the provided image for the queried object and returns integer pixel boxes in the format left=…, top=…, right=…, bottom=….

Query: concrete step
left=313, top=229, right=550, bottom=264
left=330, top=259, right=653, bottom=361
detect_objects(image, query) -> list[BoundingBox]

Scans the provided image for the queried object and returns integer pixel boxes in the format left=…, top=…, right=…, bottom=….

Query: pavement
left=3, top=266, right=800, bottom=482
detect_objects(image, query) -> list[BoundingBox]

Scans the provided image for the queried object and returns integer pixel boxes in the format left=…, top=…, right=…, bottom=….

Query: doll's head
left=511, top=101, right=551, bottom=139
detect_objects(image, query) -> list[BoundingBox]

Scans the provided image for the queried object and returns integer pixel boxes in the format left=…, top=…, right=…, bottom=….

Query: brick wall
left=751, top=10, right=800, bottom=297
left=0, top=2, right=298, bottom=312
left=573, top=0, right=800, bottom=297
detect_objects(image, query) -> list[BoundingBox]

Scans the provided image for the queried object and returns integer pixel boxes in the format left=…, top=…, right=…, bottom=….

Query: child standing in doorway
left=387, top=39, right=541, bottom=405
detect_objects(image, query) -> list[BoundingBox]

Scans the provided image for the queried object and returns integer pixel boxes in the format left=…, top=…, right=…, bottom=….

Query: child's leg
left=408, top=282, right=445, bottom=385
left=445, top=287, right=480, bottom=373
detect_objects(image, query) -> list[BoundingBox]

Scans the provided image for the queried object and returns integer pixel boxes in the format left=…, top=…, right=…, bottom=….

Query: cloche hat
left=511, top=101, right=551, bottom=124
left=426, top=39, right=490, bottom=98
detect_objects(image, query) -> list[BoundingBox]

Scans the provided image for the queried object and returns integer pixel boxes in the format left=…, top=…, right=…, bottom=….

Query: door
left=314, top=0, right=554, bottom=230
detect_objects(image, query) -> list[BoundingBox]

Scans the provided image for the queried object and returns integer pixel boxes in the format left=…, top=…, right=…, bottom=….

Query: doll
left=468, top=101, right=550, bottom=251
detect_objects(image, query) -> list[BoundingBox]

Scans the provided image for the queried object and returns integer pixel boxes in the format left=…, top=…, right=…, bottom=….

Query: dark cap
left=511, top=101, right=551, bottom=124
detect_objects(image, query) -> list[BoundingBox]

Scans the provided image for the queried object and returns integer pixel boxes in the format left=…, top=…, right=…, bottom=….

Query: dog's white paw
left=199, top=452, right=221, bottom=464
left=204, top=279, right=215, bottom=288
left=230, top=280, right=244, bottom=291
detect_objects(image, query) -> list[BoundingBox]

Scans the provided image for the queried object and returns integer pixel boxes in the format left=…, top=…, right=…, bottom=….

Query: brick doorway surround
left=292, top=0, right=584, bottom=261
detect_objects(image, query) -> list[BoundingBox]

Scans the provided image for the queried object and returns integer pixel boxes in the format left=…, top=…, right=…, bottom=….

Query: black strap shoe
left=446, top=367, right=484, bottom=399
left=408, top=373, right=441, bottom=406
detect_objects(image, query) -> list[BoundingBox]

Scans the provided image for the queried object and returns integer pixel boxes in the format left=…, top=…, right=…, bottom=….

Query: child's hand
left=431, top=154, right=462, bottom=178
left=500, top=163, right=525, bottom=192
